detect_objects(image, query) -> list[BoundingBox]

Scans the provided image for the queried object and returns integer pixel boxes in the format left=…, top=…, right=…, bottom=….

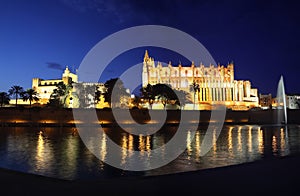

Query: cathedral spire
left=144, top=50, right=149, bottom=62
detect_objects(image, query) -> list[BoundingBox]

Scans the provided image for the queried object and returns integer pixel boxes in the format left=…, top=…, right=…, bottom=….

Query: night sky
left=1, top=0, right=300, bottom=96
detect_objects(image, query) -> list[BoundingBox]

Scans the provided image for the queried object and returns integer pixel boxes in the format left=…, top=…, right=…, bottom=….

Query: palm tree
left=22, top=88, right=39, bottom=107
left=0, top=92, right=10, bottom=107
left=49, top=82, right=72, bottom=107
left=8, top=85, right=24, bottom=107
left=190, top=81, right=199, bottom=110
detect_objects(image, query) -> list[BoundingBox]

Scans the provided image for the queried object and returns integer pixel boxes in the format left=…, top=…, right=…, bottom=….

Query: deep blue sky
left=0, top=0, right=299, bottom=96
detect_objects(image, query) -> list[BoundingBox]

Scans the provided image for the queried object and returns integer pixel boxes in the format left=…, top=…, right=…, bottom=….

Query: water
left=277, top=75, right=287, bottom=124
left=0, top=125, right=300, bottom=180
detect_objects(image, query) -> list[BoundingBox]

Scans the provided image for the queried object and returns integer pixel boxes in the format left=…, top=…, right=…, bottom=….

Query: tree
left=130, top=95, right=141, bottom=108
left=140, top=84, right=155, bottom=109
left=141, top=83, right=189, bottom=110
left=173, top=89, right=190, bottom=109
left=22, top=88, right=39, bottom=107
left=48, top=82, right=72, bottom=107
left=190, top=81, right=199, bottom=109
left=153, top=84, right=173, bottom=109
left=0, top=92, right=10, bottom=107
left=74, top=83, right=100, bottom=108
left=103, top=78, right=129, bottom=108
left=8, top=85, right=24, bottom=107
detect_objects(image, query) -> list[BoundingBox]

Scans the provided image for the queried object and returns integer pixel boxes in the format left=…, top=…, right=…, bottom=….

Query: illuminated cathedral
left=142, top=50, right=259, bottom=109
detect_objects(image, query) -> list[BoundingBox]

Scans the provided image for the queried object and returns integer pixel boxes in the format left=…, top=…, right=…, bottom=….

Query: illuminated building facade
left=32, top=66, right=78, bottom=104
left=31, top=67, right=126, bottom=108
left=259, top=94, right=273, bottom=109
left=142, top=50, right=259, bottom=109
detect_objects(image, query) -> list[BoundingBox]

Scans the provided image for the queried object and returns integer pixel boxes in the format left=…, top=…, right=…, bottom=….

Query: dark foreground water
left=0, top=124, right=300, bottom=180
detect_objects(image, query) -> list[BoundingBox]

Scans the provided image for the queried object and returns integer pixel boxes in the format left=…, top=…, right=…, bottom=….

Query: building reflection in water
left=228, top=126, right=233, bottom=156
left=35, top=129, right=53, bottom=173
left=0, top=124, right=298, bottom=180
left=195, top=131, right=200, bottom=162
left=99, top=131, right=107, bottom=170
left=280, top=127, right=290, bottom=156
left=258, top=127, right=264, bottom=154
left=187, top=125, right=291, bottom=165
left=138, top=135, right=145, bottom=154
left=248, top=126, right=252, bottom=153
left=237, top=126, right=242, bottom=153
left=212, top=129, right=217, bottom=156
left=32, top=125, right=288, bottom=178
left=272, top=135, right=278, bottom=154
left=36, top=131, right=44, bottom=163
left=186, top=131, right=192, bottom=158
left=121, top=134, right=128, bottom=165
left=59, top=128, right=79, bottom=178
left=120, top=133, right=136, bottom=166
left=146, top=135, right=151, bottom=155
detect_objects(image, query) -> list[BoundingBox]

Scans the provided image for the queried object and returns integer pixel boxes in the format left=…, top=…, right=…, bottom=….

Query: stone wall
left=0, top=108, right=299, bottom=126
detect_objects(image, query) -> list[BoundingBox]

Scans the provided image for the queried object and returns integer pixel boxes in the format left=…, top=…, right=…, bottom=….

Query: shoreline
left=0, top=154, right=300, bottom=195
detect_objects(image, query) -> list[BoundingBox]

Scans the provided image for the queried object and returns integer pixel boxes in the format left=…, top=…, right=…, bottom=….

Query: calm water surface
left=0, top=124, right=300, bottom=180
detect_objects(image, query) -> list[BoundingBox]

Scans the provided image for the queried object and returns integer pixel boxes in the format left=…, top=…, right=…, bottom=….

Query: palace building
left=142, top=50, right=259, bottom=110
left=32, top=66, right=78, bottom=104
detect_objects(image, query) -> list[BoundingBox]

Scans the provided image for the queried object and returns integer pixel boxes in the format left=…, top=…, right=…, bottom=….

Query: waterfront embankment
left=0, top=107, right=300, bottom=127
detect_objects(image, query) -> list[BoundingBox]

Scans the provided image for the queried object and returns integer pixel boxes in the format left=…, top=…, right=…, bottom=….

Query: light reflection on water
left=0, top=125, right=299, bottom=180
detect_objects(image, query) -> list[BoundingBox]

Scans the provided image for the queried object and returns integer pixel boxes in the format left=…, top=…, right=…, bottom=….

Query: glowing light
left=68, top=120, right=83, bottom=124
left=38, top=120, right=57, bottom=124
left=10, top=119, right=28, bottom=123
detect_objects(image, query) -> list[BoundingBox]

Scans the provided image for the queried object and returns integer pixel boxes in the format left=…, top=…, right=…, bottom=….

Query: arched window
left=185, top=70, right=188, bottom=75
left=196, top=70, right=198, bottom=76
left=175, top=70, right=177, bottom=76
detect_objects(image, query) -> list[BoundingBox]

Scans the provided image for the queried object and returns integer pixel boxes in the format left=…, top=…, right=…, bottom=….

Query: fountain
left=276, top=75, right=287, bottom=124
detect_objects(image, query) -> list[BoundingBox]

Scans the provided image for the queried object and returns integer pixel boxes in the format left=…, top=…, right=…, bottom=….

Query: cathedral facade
left=142, top=50, right=259, bottom=109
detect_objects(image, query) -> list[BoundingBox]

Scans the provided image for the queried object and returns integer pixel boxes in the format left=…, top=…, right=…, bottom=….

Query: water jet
left=276, top=75, right=287, bottom=124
